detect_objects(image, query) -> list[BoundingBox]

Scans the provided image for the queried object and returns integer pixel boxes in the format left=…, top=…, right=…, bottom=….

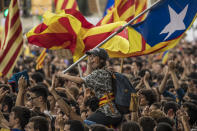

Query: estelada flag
left=108, top=0, right=197, bottom=58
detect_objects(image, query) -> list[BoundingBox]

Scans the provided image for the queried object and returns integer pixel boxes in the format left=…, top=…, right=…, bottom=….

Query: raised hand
left=18, top=76, right=27, bottom=92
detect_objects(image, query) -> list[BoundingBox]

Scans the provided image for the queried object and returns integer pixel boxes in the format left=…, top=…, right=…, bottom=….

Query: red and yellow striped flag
left=133, top=0, right=147, bottom=24
left=0, top=0, right=23, bottom=77
left=97, top=0, right=135, bottom=26
left=36, top=48, right=47, bottom=70
left=54, top=0, right=79, bottom=13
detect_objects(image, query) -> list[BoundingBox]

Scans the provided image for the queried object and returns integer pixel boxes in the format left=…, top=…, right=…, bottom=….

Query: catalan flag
left=97, top=0, right=135, bottom=25
left=108, top=0, right=197, bottom=58
left=103, top=0, right=114, bottom=16
left=133, top=0, right=147, bottom=24
left=36, top=48, right=47, bottom=70
left=161, top=51, right=169, bottom=64
left=0, top=0, right=23, bottom=77
left=54, top=0, right=79, bottom=13
left=26, top=9, right=93, bottom=61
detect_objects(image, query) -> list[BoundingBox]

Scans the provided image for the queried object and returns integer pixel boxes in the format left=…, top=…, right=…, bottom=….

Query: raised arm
left=57, top=72, right=84, bottom=84
left=49, top=75, right=83, bottom=122
left=158, top=66, right=170, bottom=94
left=15, top=76, right=27, bottom=106
left=169, top=61, right=180, bottom=90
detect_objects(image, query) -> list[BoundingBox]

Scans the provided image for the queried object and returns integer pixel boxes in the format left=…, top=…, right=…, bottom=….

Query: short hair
left=90, top=124, right=108, bottom=131
left=2, top=94, right=14, bottom=113
left=140, top=89, right=157, bottom=106
left=69, top=86, right=79, bottom=99
left=163, top=101, right=179, bottom=114
left=65, top=120, right=84, bottom=131
left=31, top=72, right=44, bottom=83
left=139, top=116, right=156, bottom=131
left=29, top=85, right=49, bottom=102
left=183, top=102, right=197, bottom=125
left=85, top=97, right=99, bottom=112
left=12, top=106, right=31, bottom=129
left=121, top=121, right=141, bottom=131
left=157, top=117, right=175, bottom=127
left=0, top=84, right=11, bottom=92
left=29, top=116, right=49, bottom=131
left=151, top=102, right=161, bottom=110
left=155, top=122, right=173, bottom=131
left=149, top=110, right=166, bottom=122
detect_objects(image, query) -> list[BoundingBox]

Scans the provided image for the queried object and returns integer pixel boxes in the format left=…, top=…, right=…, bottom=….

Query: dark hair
left=133, top=60, right=143, bottom=70
left=85, top=97, right=99, bottom=112
left=0, top=84, right=11, bottom=93
left=90, top=124, right=108, bottom=131
left=99, top=58, right=107, bottom=68
left=65, top=120, right=84, bottom=131
left=140, top=89, right=157, bottom=106
left=151, top=102, right=161, bottom=110
left=121, top=121, right=141, bottom=131
left=12, top=106, right=31, bottom=129
left=163, top=101, right=179, bottom=114
left=139, top=116, right=156, bottom=131
left=68, top=67, right=79, bottom=76
left=157, top=117, right=175, bottom=127
left=155, top=122, right=173, bottom=131
left=69, top=100, right=80, bottom=115
left=31, top=72, right=44, bottom=83
left=29, top=85, right=49, bottom=102
left=183, top=102, right=197, bottom=125
left=2, top=95, right=13, bottom=113
left=69, top=86, right=79, bottom=99
left=188, top=93, right=197, bottom=101
left=29, top=116, right=49, bottom=131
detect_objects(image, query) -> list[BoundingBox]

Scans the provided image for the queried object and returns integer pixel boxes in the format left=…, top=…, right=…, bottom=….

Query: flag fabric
left=0, top=0, right=23, bottom=77
left=161, top=51, right=169, bottom=64
left=26, top=9, right=129, bottom=61
left=97, top=0, right=135, bottom=25
left=108, top=0, right=197, bottom=58
left=133, top=0, right=147, bottom=24
left=103, top=0, right=114, bottom=16
left=26, top=9, right=94, bottom=61
left=36, top=48, right=47, bottom=70
left=54, top=0, right=79, bottom=13
left=24, top=44, right=34, bottom=57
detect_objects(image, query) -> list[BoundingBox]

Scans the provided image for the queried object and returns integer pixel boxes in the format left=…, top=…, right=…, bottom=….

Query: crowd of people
left=0, top=37, right=197, bottom=131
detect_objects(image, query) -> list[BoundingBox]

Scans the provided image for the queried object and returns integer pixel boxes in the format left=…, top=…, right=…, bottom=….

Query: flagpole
left=62, top=0, right=163, bottom=74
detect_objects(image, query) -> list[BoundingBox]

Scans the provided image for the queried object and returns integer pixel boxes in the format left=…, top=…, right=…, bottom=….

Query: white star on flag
left=160, top=5, right=188, bottom=40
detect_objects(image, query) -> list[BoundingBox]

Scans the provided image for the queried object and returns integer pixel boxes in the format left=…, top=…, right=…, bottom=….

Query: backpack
left=111, top=72, right=136, bottom=114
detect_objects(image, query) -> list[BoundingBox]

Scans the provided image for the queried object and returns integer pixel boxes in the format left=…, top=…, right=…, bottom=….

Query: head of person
left=31, top=72, right=44, bottom=83
left=139, top=116, right=156, bottom=131
left=163, top=101, right=179, bottom=116
left=0, top=94, right=14, bottom=113
left=9, top=106, right=31, bottom=130
left=89, top=124, right=108, bottom=131
left=121, top=121, right=141, bottom=131
left=25, top=116, right=49, bottom=131
left=139, top=89, right=157, bottom=106
left=64, top=120, right=84, bottom=131
left=154, top=122, right=173, bottom=131
left=85, top=97, right=99, bottom=117
left=86, top=48, right=109, bottom=70
left=28, top=85, right=49, bottom=108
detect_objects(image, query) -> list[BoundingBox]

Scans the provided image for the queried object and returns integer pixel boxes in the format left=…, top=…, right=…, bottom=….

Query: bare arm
left=158, top=67, right=170, bottom=94
left=57, top=73, right=84, bottom=84
left=143, top=71, right=151, bottom=89
left=50, top=75, right=83, bottom=122
left=169, top=61, right=180, bottom=90
left=15, top=76, right=27, bottom=106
